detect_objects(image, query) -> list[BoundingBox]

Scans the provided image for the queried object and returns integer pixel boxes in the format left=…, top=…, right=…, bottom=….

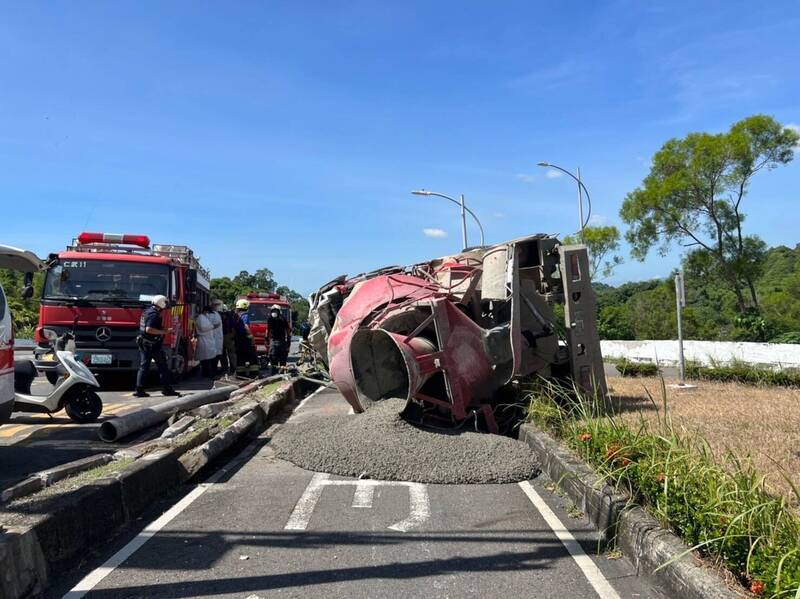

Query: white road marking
left=63, top=428, right=266, bottom=598
left=387, top=483, right=430, bottom=532
left=284, top=472, right=330, bottom=530
left=285, top=477, right=430, bottom=532
left=294, top=384, right=327, bottom=412
left=352, top=481, right=375, bottom=508
left=518, top=480, right=621, bottom=599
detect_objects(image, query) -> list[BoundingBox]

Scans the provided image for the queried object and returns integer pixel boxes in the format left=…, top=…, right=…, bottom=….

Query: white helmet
left=152, top=295, right=168, bottom=309
left=270, top=304, right=282, bottom=310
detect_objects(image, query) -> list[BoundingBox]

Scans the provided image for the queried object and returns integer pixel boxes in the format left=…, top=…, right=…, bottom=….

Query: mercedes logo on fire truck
left=95, top=327, right=112, bottom=342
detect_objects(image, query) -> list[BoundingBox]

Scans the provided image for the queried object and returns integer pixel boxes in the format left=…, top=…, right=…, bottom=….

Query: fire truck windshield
left=247, top=304, right=289, bottom=323
left=43, top=259, right=169, bottom=304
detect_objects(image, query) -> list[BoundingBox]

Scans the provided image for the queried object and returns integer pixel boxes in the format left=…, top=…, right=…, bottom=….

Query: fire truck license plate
left=90, top=354, right=113, bottom=365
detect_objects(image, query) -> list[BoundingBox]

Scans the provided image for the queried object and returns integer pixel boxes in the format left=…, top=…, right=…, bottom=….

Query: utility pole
left=675, top=271, right=686, bottom=385
left=576, top=167, right=585, bottom=244
left=458, top=194, right=468, bottom=250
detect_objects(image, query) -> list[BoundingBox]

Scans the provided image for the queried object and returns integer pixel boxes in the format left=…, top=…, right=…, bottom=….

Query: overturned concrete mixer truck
left=307, top=234, right=606, bottom=433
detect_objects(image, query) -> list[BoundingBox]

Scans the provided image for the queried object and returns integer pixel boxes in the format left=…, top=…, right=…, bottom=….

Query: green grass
left=526, top=378, right=800, bottom=598
left=614, top=359, right=661, bottom=377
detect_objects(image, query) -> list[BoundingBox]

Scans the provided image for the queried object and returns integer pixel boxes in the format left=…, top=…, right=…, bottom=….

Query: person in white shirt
left=194, top=305, right=219, bottom=378
left=209, top=300, right=225, bottom=375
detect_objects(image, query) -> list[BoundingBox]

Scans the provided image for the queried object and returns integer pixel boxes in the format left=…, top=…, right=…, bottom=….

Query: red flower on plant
left=605, top=444, right=622, bottom=460
left=655, top=472, right=666, bottom=482
left=578, top=432, right=592, bottom=442
left=621, top=457, right=632, bottom=467
left=750, top=580, right=765, bottom=595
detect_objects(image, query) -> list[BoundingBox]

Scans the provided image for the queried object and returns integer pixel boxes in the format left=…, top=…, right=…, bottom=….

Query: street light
left=537, top=162, right=593, bottom=243
left=411, top=189, right=486, bottom=250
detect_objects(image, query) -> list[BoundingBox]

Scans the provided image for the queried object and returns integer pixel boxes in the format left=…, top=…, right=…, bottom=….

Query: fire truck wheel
left=64, top=389, right=103, bottom=423
left=172, top=344, right=188, bottom=381
left=45, top=371, right=60, bottom=386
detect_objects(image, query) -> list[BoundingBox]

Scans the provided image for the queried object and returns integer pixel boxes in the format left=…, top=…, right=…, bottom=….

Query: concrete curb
left=0, top=376, right=319, bottom=599
left=177, top=377, right=308, bottom=480
left=0, top=455, right=114, bottom=505
left=519, top=423, right=744, bottom=599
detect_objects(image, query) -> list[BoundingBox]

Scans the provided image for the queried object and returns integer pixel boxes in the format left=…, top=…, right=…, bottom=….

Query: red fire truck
left=34, top=232, right=210, bottom=382
left=238, top=291, right=294, bottom=363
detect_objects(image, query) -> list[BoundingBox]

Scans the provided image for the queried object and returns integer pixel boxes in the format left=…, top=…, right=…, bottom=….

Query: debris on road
left=308, top=234, right=606, bottom=433
left=271, top=398, right=541, bottom=484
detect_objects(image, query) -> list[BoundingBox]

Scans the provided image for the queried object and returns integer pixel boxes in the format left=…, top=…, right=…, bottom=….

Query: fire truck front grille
left=74, top=325, right=140, bottom=349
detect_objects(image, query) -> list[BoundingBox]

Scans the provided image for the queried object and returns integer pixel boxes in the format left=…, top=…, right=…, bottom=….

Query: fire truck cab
left=0, top=245, right=45, bottom=424
left=34, top=233, right=210, bottom=381
left=239, top=292, right=293, bottom=362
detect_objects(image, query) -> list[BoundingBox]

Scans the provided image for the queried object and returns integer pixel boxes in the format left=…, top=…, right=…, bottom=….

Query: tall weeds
left=525, top=378, right=800, bottom=598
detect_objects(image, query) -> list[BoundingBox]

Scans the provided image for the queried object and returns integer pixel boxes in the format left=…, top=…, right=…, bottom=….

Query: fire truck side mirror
left=185, top=269, right=198, bottom=302
left=21, top=272, right=34, bottom=300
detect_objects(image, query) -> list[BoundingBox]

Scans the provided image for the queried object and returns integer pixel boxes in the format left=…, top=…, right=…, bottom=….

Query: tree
left=620, top=115, right=798, bottom=314
left=563, top=225, right=623, bottom=279
left=232, top=268, right=276, bottom=293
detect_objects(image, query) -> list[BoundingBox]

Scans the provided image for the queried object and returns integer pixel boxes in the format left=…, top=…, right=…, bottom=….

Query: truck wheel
left=65, top=389, right=103, bottom=423
left=46, top=371, right=60, bottom=386
left=172, top=345, right=187, bottom=381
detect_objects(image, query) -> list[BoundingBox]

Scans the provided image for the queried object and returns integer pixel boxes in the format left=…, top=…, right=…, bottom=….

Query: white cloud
left=786, top=123, right=800, bottom=149
left=545, top=170, right=564, bottom=179
left=423, top=228, right=447, bottom=239
left=515, top=173, right=536, bottom=183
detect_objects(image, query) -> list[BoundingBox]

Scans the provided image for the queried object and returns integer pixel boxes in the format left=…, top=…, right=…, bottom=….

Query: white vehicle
left=0, top=245, right=45, bottom=424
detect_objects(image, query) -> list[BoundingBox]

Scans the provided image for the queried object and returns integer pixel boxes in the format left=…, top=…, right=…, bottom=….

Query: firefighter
left=219, top=304, right=237, bottom=375
left=135, top=295, right=179, bottom=397
left=267, top=304, right=291, bottom=373
left=234, top=299, right=259, bottom=377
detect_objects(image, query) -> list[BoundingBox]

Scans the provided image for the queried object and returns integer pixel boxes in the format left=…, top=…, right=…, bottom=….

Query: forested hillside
left=596, top=244, right=800, bottom=342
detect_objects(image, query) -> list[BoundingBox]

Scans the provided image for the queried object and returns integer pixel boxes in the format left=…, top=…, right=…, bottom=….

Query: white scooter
left=14, top=323, right=103, bottom=423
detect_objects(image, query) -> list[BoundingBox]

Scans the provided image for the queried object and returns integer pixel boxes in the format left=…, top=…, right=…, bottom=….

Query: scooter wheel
left=65, top=390, right=103, bottom=423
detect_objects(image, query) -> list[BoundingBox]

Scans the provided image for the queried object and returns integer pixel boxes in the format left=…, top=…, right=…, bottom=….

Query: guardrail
left=601, top=339, right=800, bottom=370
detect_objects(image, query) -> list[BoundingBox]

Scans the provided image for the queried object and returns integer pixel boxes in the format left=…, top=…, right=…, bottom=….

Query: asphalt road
left=54, top=387, right=664, bottom=599
left=0, top=352, right=220, bottom=491
left=1, top=342, right=302, bottom=492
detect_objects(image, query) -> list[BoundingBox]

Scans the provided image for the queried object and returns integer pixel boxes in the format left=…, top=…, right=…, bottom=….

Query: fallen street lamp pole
left=411, top=189, right=486, bottom=250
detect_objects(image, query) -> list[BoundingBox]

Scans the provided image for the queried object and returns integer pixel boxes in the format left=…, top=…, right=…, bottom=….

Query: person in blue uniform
left=135, top=295, right=179, bottom=397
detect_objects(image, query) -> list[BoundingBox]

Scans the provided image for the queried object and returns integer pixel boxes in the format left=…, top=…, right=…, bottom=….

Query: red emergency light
left=247, top=292, right=282, bottom=300
left=78, top=232, right=151, bottom=248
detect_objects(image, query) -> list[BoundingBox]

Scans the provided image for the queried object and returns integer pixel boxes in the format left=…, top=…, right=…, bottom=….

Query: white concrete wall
left=600, top=340, right=800, bottom=370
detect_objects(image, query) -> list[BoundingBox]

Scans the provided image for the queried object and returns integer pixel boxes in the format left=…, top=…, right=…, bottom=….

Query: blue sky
left=2, top=1, right=798, bottom=295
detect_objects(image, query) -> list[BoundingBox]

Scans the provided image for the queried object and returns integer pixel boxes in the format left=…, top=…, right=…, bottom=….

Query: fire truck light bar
left=78, top=232, right=151, bottom=248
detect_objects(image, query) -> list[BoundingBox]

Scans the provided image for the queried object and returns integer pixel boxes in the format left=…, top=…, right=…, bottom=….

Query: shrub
left=525, top=380, right=800, bottom=598
left=770, top=331, right=800, bottom=344
left=685, top=362, right=800, bottom=388
left=614, top=359, right=660, bottom=377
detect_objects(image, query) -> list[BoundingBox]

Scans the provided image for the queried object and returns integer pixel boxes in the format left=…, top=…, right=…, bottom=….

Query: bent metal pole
left=98, top=385, right=238, bottom=443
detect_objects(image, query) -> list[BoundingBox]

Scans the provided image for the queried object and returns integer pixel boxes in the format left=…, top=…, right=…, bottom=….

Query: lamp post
left=536, top=162, right=592, bottom=243
left=411, top=190, right=486, bottom=250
